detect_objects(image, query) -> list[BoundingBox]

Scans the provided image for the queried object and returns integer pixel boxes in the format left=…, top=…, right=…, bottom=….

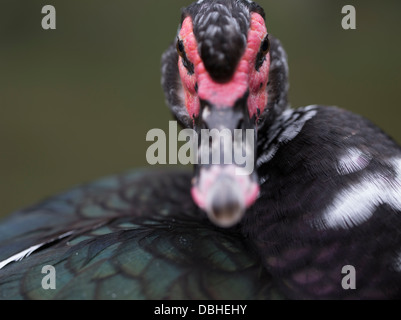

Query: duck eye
left=255, top=35, right=270, bottom=71
left=176, top=38, right=195, bottom=75
left=261, top=35, right=270, bottom=55
left=176, top=39, right=185, bottom=58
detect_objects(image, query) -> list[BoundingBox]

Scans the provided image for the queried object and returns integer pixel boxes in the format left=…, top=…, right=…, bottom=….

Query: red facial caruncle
left=178, top=12, right=270, bottom=121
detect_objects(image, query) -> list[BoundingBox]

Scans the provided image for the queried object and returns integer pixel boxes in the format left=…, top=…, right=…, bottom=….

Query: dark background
left=1, top=0, right=400, bottom=219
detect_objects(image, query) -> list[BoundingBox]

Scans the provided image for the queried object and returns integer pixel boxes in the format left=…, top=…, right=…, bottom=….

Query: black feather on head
left=182, top=0, right=265, bottom=83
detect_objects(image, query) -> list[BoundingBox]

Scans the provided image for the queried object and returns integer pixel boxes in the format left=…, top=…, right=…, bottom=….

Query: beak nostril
left=208, top=135, right=213, bottom=149
left=201, top=121, right=209, bottom=131
left=236, top=119, right=245, bottom=130
left=200, top=105, right=211, bottom=130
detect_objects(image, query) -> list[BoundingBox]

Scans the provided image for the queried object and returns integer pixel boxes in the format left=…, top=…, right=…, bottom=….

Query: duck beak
left=191, top=94, right=260, bottom=228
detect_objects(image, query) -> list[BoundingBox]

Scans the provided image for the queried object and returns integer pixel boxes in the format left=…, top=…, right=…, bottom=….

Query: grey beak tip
left=205, top=176, right=246, bottom=228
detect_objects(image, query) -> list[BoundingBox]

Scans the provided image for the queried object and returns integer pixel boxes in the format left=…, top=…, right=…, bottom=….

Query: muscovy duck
left=1, top=0, right=401, bottom=300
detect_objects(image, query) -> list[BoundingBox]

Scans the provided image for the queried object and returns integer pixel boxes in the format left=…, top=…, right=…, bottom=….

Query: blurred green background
left=0, top=0, right=400, bottom=219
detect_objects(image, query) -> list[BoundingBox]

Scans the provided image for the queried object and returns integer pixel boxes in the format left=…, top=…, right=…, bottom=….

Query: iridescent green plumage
left=0, top=170, right=281, bottom=299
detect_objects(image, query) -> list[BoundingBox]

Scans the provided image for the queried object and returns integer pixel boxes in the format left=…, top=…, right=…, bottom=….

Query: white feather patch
left=336, top=148, right=372, bottom=175
left=315, top=158, right=401, bottom=230
left=0, top=231, right=74, bottom=270
left=0, top=243, right=44, bottom=270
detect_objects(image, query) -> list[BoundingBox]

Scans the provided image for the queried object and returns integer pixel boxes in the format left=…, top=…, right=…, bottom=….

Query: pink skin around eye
left=178, top=12, right=270, bottom=120
left=246, top=14, right=270, bottom=119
